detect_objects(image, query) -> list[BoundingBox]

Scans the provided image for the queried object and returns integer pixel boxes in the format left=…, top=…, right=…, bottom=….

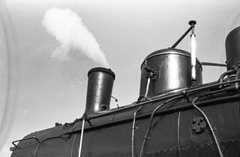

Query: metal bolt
left=192, top=119, right=196, bottom=123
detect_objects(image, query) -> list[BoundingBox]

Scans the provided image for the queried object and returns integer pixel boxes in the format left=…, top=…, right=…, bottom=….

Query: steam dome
left=139, top=48, right=202, bottom=97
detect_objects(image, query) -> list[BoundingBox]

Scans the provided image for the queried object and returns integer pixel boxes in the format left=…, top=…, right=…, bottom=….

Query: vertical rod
left=78, top=118, right=85, bottom=157
left=177, top=111, right=182, bottom=156
left=189, top=20, right=197, bottom=85
left=190, top=34, right=196, bottom=80
left=144, top=77, right=151, bottom=97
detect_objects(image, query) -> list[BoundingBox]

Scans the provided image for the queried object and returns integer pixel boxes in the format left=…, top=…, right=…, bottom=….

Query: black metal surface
left=140, top=48, right=202, bottom=97
left=144, top=140, right=240, bottom=157
left=85, top=67, right=115, bottom=115
left=11, top=89, right=240, bottom=157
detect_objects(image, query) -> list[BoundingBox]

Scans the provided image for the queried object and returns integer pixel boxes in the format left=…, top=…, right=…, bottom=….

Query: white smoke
left=42, top=7, right=109, bottom=67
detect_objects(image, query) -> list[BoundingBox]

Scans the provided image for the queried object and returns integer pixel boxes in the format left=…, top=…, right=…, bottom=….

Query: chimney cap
left=88, top=67, right=115, bottom=80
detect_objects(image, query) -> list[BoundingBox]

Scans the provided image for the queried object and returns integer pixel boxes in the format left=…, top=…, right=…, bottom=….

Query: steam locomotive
left=10, top=22, right=240, bottom=157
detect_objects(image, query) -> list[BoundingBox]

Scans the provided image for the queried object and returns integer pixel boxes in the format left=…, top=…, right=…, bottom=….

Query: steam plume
left=42, top=7, right=109, bottom=67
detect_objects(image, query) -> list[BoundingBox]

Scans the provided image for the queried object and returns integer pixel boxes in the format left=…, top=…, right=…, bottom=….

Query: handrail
left=12, top=136, right=40, bottom=148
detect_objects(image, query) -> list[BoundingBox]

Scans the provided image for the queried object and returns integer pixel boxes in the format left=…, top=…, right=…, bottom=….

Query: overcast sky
left=0, top=0, right=240, bottom=156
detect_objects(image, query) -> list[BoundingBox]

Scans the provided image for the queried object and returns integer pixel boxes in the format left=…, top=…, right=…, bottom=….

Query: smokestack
left=225, top=26, right=240, bottom=70
left=85, top=67, right=115, bottom=115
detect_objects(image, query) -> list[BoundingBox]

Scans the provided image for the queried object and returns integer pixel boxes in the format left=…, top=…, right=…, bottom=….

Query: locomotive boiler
left=10, top=22, right=240, bottom=157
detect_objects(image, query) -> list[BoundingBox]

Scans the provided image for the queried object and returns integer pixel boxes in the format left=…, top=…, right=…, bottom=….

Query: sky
left=0, top=0, right=240, bottom=156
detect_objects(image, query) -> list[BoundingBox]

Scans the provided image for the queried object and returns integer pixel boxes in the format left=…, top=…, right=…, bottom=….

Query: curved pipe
left=139, top=95, right=183, bottom=157
left=192, top=97, right=223, bottom=157
left=131, top=106, right=143, bottom=157
left=218, top=69, right=235, bottom=83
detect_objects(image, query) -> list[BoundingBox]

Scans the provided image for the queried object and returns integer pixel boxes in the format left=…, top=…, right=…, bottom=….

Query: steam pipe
left=132, top=106, right=143, bottom=157
left=139, top=96, right=183, bottom=157
left=201, top=62, right=227, bottom=67
left=192, top=97, right=223, bottom=157
left=218, top=69, right=235, bottom=83
left=235, top=68, right=240, bottom=80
